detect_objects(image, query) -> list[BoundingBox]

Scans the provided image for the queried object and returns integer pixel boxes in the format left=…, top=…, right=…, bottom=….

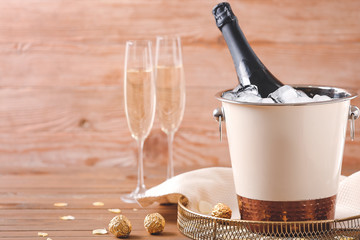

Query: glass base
left=121, top=184, right=147, bottom=203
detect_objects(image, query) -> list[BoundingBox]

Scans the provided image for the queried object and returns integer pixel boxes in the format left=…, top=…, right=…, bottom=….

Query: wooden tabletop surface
left=1, top=165, right=359, bottom=240
left=0, top=166, right=196, bottom=240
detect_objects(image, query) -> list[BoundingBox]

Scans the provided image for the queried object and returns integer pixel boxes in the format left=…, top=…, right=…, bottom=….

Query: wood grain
left=1, top=0, right=359, bottom=44
left=0, top=87, right=230, bottom=168
left=0, top=44, right=359, bottom=87
left=0, top=0, right=359, bottom=170
left=0, top=167, right=188, bottom=239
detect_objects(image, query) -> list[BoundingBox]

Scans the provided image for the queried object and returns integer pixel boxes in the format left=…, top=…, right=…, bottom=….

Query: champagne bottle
left=213, top=2, right=283, bottom=97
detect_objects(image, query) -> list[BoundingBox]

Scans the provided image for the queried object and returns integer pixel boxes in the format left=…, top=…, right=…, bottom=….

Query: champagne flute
left=155, top=36, right=185, bottom=179
left=121, top=40, right=155, bottom=203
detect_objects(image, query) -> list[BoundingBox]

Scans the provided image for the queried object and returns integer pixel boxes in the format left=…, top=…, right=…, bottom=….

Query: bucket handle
left=349, top=105, right=359, bottom=141
left=214, top=105, right=359, bottom=141
left=213, top=107, right=225, bottom=142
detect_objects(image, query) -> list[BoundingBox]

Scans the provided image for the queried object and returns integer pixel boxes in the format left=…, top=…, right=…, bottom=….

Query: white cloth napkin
left=137, top=167, right=360, bottom=219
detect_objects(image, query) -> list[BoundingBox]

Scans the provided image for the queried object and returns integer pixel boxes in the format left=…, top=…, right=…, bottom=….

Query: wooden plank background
left=0, top=0, right=359, bottom=172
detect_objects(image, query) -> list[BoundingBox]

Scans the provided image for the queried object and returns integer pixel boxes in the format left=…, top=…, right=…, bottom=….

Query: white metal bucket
left=214, top=85, right=359, bottom=221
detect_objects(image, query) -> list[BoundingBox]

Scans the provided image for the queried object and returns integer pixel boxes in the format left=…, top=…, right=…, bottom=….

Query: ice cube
left=236, top=92, right=262, bottom=103
left=261, top=98, right=275, bottom=103
left=268, top=85, right=300, bottom=103
left=232, top=84, right=243, bottom=93
left=294, top=90, right=313, bottom=103
left=222, top=84, right=260, bottom=101
left=313, top=94, right=332, bottom=102
left=297, top=90, right=309, bottom=97
left=222, top=91, right=237, bottom=101
left=240, top=85, right=259, bottom=96
left=295, top=96, right=313, bottom=103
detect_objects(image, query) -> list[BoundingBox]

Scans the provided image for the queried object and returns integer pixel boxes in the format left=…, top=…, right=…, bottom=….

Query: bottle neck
left=221, top=21, right=264, bottom=86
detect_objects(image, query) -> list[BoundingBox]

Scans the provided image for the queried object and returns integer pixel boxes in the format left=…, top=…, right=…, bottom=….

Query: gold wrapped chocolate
left=211, top=203, right=232, bottom=219
left=144, top=213, right=165, bottom=235
left=108, top=215, right=132, bottom=238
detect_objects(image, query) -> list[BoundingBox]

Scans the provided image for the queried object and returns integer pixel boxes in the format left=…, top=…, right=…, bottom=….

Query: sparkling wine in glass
left=121, top=40, right=155, bottom=203
left=155, top=36, right=185, bottom=179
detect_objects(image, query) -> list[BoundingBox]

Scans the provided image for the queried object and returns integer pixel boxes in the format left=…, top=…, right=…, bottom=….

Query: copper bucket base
left=238, top=195, right=336, bottom=221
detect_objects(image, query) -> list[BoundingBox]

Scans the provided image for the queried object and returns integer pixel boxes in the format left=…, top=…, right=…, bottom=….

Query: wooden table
left=1, top=165, right=358, bottom=240
left=0, top=166, right=193, bottom=239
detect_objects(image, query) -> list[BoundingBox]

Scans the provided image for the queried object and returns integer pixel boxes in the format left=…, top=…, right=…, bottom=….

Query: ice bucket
left=214, top=85, right=359, bottom=222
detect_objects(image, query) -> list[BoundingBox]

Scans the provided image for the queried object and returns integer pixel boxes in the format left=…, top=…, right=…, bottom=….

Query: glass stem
left=167, top=131, right=175, bottom=179
left=137, top=138, right=146, bottom=192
